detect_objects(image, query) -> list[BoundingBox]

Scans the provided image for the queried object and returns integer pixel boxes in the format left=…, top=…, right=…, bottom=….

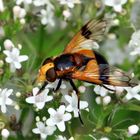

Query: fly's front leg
left=69, top=79, right=84, bottom=125
left=53, top=79, right=62, bottom=92
left=37, top=81, right=48, bottom=95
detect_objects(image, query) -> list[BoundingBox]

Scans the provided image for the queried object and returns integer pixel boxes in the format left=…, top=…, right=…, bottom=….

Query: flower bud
left=4, top=39, right=14, bottom=50
left=95, top=96, right=101, bottom=104
left=35, top=116, right=40, bottom=122
left=103, top=96, right=111, bottom=105
left=78, top=86, right=86, bottom=93
left=128, top=124, right=139, bottom=136
left=1, top=129, right=10, bottom=138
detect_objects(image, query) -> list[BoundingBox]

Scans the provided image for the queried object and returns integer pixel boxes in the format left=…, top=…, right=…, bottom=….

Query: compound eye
left=46, top=68, right=56, bottom=82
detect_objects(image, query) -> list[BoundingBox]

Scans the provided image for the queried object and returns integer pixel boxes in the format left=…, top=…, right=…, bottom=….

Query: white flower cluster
left=94, top=85, right=112, bottom=105
left=25, top=81, right=88, bottom=138
left=129, top=30, right=140, bottom=56
left=13, top=0, right=55, bottom=26
left=94, top=84, right=140, bottom=105
left=13, top=5, right=26, bottom=24
left=0, top=88, right=14, bottom=113
left=104, top=0, right=127, bottom=12
left=3, top=39, right=28, bottom=72
left=58, top=0, right=81, bottom=20
left=33, top=117, right=75, bottom=139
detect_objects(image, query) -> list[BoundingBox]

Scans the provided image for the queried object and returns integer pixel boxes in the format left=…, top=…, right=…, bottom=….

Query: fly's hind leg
left=102, top=84, right=116, bottom=93
left=69, top=79, right=84, bottom=125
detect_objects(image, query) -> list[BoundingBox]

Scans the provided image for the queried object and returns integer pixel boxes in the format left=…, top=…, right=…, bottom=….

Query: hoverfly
left=37, top=19, right=137, bottom=123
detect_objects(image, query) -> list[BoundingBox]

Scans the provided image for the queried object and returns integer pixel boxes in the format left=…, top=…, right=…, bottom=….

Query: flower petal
left=32, top=128, right=40, bottom=134
left=19, top=55, right=28, bottom=62
left=66, top=105, right=73, bottom=112
left=46, top=118, right=55, bottom=126
left=114, top=5, right=122, bottom=12
left=65, top=95, right=72, bottom=103
left=36, top=102, right=45, bottom=109
left=10, top=63, right=16, bottom=72
left=63, top=113, right=72, bottom=121
left=6, top=89, right=13, bottom=97
left=32, top=87, right=39, bottom=96
left=40, top=133, right=47, bottom=139
left=6, top=98, right=13, bottom=105
left=80, top=101, right=88, bottom=109
left=26, top=96, right=35, bottom=104
left=48, top=108, right=56, bottom=116
left=58, top=105, right=65, bottom=115
left=57, top=121, right=65, bottom=132
left=12, top=48, right=20, bottom=56
left=45, top=96, right=53, bottom=102
left=73, top=110, right=79, bottom=117
left=36, top=121, right=44, bottom=130
left=46, top=126, right=56, bottom=135
left=1, top=105, right=6, bottom=113
left=5, top=57, right=12, bottom=63
left=14, top=62, right=21, bottom=69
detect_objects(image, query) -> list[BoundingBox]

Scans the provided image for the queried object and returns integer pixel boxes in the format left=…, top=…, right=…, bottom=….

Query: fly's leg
left=69, top=79, right=84, bottom=125
left=53, top=79, right=62, bottom=92
left=37, top=81, right=48, bottom=95
left=102, top=84, right=116, bottom=93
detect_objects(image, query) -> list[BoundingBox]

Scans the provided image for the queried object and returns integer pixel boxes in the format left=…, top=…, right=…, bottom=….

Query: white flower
left=56, top=135, right=67, bottom=140
left=33, top=0, right=51, bottom=6
left=128, top=124, right=139, bottom=136
left=0, top=88, right=14, bottom=113
left=40, top=7, right=55, bottom=26
left=16, top=0, right=32, bottom=5
left=13, top=6, right=26, bottom=19
left=26, top=87, right=53, bottom=109
left=124, top=84, right=140, bottom=101
left=46, top=105, right=72, bottom=132
left=4, top=39, right=14, bottom=50
left=58, top=0, right=81, bottom=8
left=129, top=30, right=140, bottom=56
left=32, top=121, right=56, bottom=139
left=100, top=137, right=110, bottom=140
left=63, top=9, right=71, bottom=20
left=0, top=0, right=4, bottom=12
left=1, top=129, right=10, bottom=138
left=104, top=0, right=127, bottom=12
left=65, top=91, right=88, bottom=117
left=94, top=85, right=108, bottom=97
left=3, top=44, right=28, bottom=72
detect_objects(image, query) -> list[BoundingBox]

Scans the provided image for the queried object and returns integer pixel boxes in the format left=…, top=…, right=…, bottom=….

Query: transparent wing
left=72, top=62, right=138, bottom=87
